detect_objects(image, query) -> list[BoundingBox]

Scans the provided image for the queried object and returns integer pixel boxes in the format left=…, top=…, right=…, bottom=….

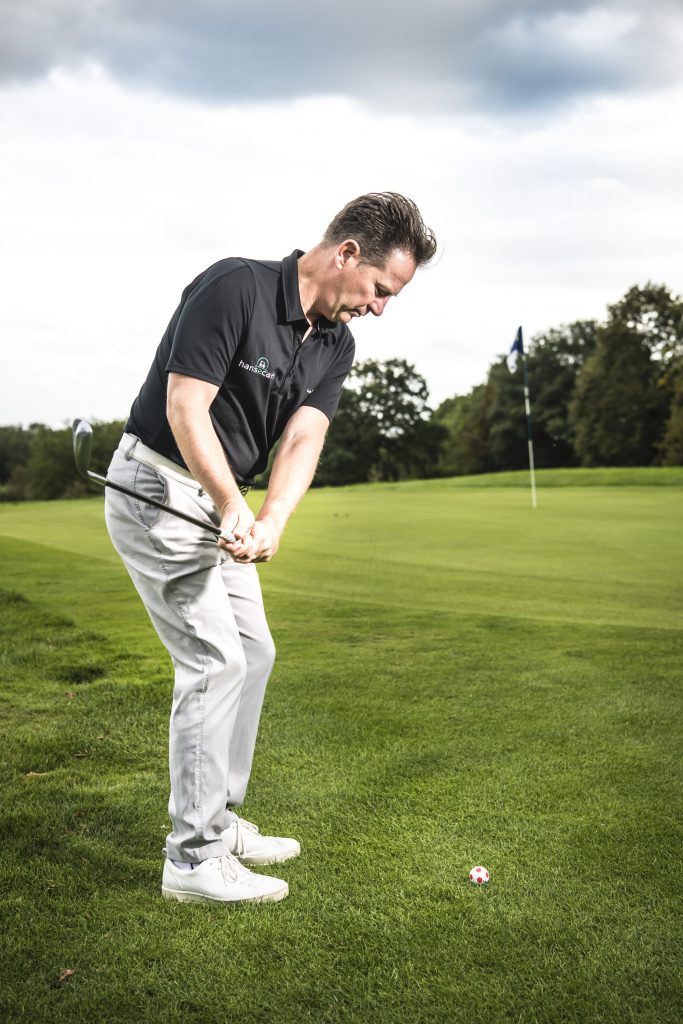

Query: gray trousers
left=104, top=445, right=275, bottom=862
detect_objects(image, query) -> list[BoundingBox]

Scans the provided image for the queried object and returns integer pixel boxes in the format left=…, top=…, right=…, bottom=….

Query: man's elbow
left=166, top=388, right=183, bottom=429
left=292, top=427, right=328, bottom=454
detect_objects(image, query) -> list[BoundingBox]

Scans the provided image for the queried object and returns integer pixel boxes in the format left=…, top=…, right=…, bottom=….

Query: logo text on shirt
left=239, top=356, right=275, bottom=380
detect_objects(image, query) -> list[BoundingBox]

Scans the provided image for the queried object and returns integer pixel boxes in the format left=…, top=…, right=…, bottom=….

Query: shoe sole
left=161, top=881, right=288, bottom=904
left=237, top=848, right=301, bottom=867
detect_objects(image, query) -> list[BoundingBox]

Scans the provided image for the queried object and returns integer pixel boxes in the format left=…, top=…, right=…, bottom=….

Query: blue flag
left=506, top=326, right=524, bottom=372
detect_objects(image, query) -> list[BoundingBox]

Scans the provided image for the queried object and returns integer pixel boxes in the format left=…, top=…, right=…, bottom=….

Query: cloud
left=1, top=66, right=681, bottom=427
left=1, top=0, right=681, bottom=114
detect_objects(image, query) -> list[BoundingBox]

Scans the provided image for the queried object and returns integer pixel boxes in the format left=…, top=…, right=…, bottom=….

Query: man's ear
left=335, top=239, right=361, bottom=269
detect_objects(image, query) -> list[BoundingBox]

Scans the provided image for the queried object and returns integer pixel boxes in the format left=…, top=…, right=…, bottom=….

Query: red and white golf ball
left=469, top=865, right=490, bottom=885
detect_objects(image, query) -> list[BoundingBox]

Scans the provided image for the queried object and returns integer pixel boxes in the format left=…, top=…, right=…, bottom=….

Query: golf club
left=72, top=418, right=237, bottom=544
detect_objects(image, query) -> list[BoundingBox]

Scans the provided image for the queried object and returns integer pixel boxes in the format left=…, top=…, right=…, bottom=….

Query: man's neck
left=297, top=245, right=325, bottom=324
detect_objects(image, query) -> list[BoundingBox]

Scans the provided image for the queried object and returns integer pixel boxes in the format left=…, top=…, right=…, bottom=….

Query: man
left=105, top=192, right=437, bottom=905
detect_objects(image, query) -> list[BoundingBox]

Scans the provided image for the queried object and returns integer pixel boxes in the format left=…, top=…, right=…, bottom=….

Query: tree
left=0, top=418, right=126, bottom=501
left=660, top=371, right=683, bottom=465
left=433, top=384, right=495, bottom=477
left=317, top=359, right=444, bottom=484
left=315, top=388, right=381, bottom=486
left=568, top=322, right=667, bottom=466
left=487, top=360, right=529, bottom=471
left=351, top=358, right=445, bottom=481
left=569, top=285, right=682, bottom=466
left=526, top=321, right=597, bottom=467
left=433, top=320, right=597, bottom=477
left=607, top=283, right=683, bottom=364
left=22, top=424, right=80, bottom=500
left=0, top=426, right=31, bottom=500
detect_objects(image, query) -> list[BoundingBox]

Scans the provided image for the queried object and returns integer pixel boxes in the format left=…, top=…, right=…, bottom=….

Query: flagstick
left=521, top=352, right=538, bottom=509
left=526, top=433, right=538, bottom=510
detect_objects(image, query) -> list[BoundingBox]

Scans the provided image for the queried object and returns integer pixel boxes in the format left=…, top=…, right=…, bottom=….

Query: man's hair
left=322, top=192, right=437, bottom=268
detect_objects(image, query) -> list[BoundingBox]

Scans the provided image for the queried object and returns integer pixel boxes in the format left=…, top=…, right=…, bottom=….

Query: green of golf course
left=1, top=469, right=681, bottom=1023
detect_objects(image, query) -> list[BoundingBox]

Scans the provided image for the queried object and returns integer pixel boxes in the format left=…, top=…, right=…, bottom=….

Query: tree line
left=316, top=281, right=682, bottom=483
left=1, top=283, right=681, bottom=502
left=436, top=282, right=682, bottom=476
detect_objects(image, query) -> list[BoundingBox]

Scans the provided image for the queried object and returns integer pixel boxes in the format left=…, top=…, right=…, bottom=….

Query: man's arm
left=246, top=405, right=329, bottom=563
left=166, top=372, right=254, bottom=554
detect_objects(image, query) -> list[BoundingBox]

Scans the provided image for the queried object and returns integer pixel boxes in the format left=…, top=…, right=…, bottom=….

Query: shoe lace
left=219, top=852, right=253, bottom=884
left=232, top=816, right=260, bottom=856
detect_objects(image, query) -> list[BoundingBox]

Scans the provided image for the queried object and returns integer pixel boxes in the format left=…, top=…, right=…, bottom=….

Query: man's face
left=326, top=247, right=417, bottom=324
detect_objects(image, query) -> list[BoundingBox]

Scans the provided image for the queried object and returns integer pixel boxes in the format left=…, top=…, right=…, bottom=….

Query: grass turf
left=0, top=472, right=681, bottom=1023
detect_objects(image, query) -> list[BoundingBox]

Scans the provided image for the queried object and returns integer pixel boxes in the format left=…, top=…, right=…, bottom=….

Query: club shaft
left=87, top=470, right=235, bottom=543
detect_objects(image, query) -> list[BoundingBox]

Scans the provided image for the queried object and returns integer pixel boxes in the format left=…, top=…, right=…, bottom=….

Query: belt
left=119, top=433, right=204, bottom=494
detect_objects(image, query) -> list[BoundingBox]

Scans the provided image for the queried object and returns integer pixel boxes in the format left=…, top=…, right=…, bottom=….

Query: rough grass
left=0, top=472, right=681, bottom=1023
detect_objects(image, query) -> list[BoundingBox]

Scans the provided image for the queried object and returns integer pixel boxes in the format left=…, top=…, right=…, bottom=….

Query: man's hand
left=218, top=496, right=255, bottom=557
left=226, top=516, right=282, bottom=563
left=245, top=516, right=283, bottom=562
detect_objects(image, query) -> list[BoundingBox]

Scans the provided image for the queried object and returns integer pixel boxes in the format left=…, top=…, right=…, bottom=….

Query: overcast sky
left=1, top=0, right=682, bottom=427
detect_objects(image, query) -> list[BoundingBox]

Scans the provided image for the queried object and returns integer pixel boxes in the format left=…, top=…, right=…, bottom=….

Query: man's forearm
left=167, top=404, right=243, bottom=513
left=257, top=432, right=324, bottom=531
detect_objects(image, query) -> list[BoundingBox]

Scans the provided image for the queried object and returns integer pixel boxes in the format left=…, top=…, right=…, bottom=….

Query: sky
left=1, top=0, right=682, bottom=427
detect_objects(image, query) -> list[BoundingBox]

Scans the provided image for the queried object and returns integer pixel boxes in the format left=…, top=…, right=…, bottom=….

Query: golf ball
left=469, top=865, right=490, bottom=885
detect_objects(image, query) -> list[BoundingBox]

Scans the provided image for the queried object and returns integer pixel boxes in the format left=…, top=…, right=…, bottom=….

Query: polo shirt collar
left=282, top=250, right=307, bottom=325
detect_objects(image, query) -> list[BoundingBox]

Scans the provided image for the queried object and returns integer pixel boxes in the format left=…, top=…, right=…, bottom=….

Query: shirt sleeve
left=302, top=331, right=356, bottom=423
left=165, top=261, right=255, bottom=386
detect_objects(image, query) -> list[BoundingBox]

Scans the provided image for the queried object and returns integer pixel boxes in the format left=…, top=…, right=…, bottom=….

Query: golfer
left=105, top=192, right=436, bottom=904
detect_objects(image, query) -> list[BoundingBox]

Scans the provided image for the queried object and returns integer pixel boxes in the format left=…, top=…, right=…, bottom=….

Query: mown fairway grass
left=0, top=470, right=681, bottom=1024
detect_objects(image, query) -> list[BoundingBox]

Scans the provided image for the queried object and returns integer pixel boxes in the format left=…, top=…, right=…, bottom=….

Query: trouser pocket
left=131, top=461, right=167, bottom=531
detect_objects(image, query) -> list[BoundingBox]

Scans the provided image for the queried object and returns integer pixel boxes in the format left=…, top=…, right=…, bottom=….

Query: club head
left=72, top=418, right=93, bottom=478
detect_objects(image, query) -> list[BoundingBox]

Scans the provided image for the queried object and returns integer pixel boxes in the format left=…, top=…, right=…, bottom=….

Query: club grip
left=219, top=530, right=237, bottom=544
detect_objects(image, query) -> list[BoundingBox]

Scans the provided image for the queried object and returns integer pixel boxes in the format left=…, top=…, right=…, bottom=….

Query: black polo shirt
left=125, top=250, right=355, bottom=484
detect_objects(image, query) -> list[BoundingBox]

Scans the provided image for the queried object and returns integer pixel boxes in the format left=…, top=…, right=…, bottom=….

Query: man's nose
left=368, top=296, right=390, bottom=317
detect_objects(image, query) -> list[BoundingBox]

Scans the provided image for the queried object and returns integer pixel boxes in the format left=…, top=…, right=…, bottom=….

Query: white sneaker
left=161, top=852, right=288, bottom=904
left=222, top=816, right=301, bottom=866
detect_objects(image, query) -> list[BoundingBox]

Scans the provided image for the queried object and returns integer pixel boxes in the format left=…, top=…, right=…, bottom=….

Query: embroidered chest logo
left=238, top=355, right=275, bottom=380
